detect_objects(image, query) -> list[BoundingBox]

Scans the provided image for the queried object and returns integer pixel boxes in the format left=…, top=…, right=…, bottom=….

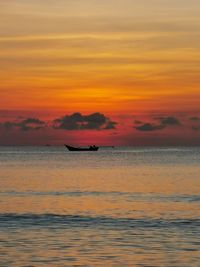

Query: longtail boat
left=65, top=144, right=99, bottom=151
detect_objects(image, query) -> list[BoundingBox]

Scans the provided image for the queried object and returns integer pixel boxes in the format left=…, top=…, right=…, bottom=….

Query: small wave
left=1, top=191, right=200, bottom=203
left=0, top=214, right=199, bottom=229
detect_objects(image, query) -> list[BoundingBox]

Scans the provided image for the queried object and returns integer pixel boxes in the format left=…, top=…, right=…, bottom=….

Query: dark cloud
left=53, top=112, right=117, bottom=130
left=192, top=126, right=200, bottom=131
left=103, top=121, right=117, bottom=130
left=189, top=116, right=200, bottom=131
left=156, top=116, right=181, bottom=126
left=134, top=120, right=143, bottom=125
left=2, top=121, right=14, bottom=130
left=0, top=117, right=46, bottom=131
left=0, top=114, right=116, bottom=132
left=17, top=117, right=46, bottom=131
left=136, top=123, right=165, bottom=131
left=135, top=116, right=181, bottom=132
left=189, top=116, right=200, bottom=122
left=22, top=118, right=45, bottom=125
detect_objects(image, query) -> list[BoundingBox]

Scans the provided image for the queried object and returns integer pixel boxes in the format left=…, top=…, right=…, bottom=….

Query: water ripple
left=1, top=191, right=200, bottom=202
left=0, top=213, right=199, bottom=229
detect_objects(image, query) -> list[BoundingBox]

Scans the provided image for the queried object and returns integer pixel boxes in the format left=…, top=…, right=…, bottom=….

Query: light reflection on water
left=0, top=146, right=200, bottom=266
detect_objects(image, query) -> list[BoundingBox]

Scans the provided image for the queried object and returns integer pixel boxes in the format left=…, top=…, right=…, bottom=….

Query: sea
left=0, top=146, right=200, bottom=266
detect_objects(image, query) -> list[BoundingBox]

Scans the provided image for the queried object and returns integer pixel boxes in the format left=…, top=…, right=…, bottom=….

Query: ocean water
left=0, top=146, right=200, bottom=266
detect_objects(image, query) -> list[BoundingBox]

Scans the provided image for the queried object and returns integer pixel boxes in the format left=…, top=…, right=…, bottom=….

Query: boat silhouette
left=65, top=144, right=99, bottom=151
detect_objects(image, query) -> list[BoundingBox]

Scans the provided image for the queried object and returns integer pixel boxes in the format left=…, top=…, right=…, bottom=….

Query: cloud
left=1, top=121, right=14, bottom=130
left=135, top=116, right=181, bottom=131
left=192, top=126, right=200, bottom=131
left=189, top=116, right=200, bottom=131
left=53, top=112, right=117, bottom=130
left=134, top=120, right=143, bottom=125
left=0, top=117, right=46, bottom=131
left=0, top=113, right=116, bottom=132
left=156, top=116, right=181, bottom=126
left=22, top=118, right=45, bottom=125
left=189, top=116, right=200, bottom=122
left=135, top=123, right=165, bottom=131
left=103, top=120, right=117, bottom=130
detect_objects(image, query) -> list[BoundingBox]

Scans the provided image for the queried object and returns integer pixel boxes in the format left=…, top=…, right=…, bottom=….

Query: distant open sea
left=0, top=146, right=200, bottom=266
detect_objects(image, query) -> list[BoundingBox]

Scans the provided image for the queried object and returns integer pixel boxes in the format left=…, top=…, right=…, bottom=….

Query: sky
left=0, top=0, right=200, bottom=145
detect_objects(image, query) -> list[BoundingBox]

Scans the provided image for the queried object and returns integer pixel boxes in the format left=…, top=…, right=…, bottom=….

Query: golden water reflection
left=0, top=147, right=200, bottom=266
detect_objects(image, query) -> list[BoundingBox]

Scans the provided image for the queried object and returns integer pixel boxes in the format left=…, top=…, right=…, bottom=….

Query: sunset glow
left=0, top=0, right=200, bottom=145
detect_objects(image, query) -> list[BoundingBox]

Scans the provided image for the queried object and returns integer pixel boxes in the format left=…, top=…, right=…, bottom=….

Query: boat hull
left=65, top=145, right=99, bottom=151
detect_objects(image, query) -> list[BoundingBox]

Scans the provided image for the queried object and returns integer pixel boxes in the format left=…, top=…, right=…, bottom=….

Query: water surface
left=0, top=146, right=200, bottom=266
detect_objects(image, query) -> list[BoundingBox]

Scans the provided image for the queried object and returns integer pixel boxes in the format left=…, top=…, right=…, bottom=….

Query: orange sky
left=0, top=0, right=200, bottom=145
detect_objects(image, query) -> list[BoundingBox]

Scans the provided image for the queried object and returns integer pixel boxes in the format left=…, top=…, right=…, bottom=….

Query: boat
left=65, top=144, right=99, bottom=151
